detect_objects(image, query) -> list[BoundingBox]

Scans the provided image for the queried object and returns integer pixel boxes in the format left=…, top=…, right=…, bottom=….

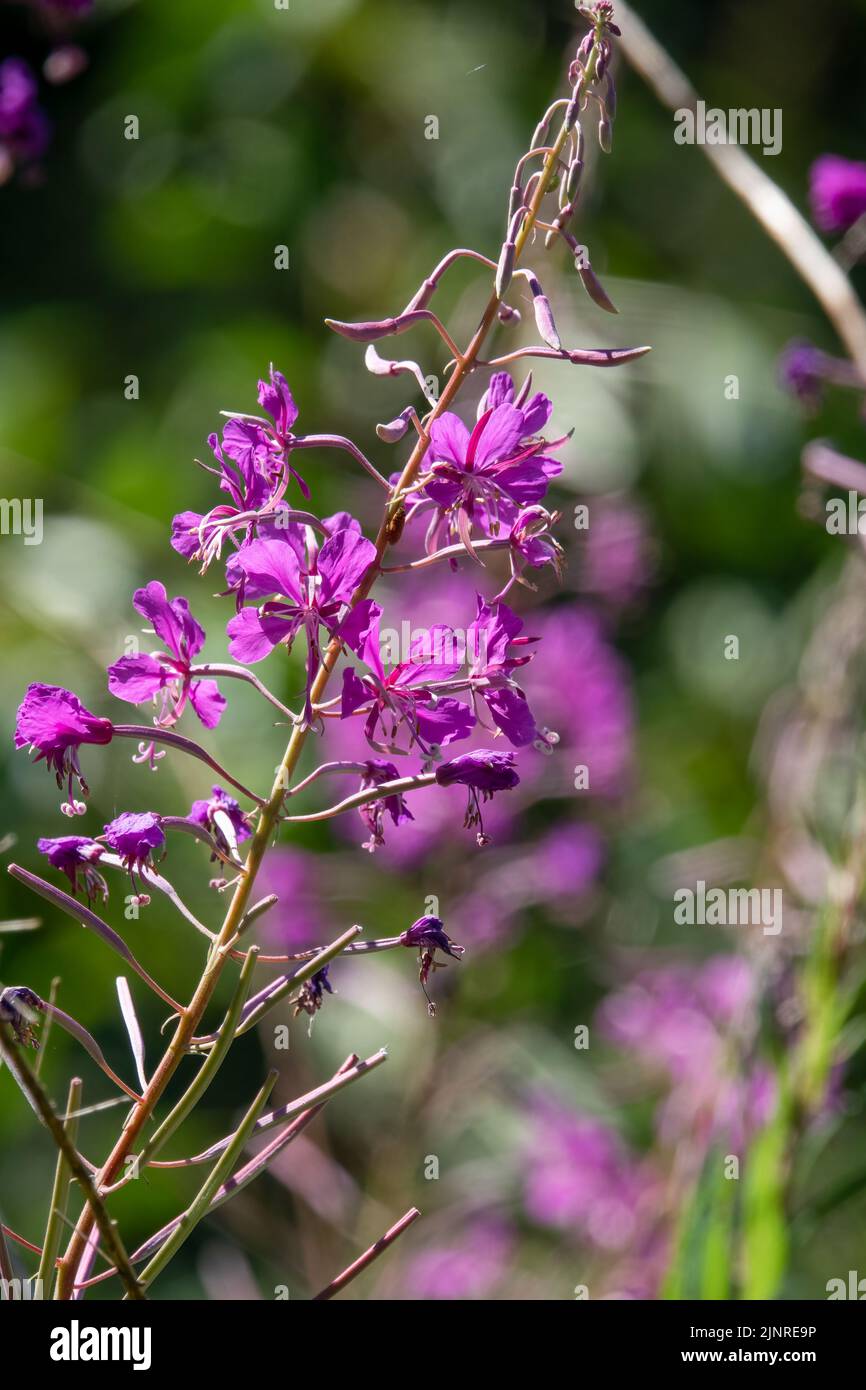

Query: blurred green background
left=2, top=0, right=866, bottom=1300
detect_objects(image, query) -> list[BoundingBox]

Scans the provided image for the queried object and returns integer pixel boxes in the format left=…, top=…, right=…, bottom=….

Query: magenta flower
left=102, top=812, right=165, bottom=900
left=414, top=378, right=563, bottom=551
left=108, top=582, right=225, bottom=730
left=14, top=684, right=113, bottom=814
left=188, top=785, right=252, bottom=858
left=340, top=599, right=475, bottom=754
left=467, top=597, right=542, bottom=747
left=227, top=525, right=376, bottom=722
left=356, top=759, right=414, bottom=852
left=809, top=154, right=866, bottom=234
left=435, top=749, right=519, bottom=843
left=36, top=835, right=107, bottom=905
left=171, top=366, right=305, bottom=568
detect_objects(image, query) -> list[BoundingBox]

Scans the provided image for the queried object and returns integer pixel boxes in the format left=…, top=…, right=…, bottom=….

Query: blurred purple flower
left=809, top=154, right=866, bottom=234
left=404, top=1219, right=512, bottom=1299
left=0, top=59, right=50, bottom=175
left=525, top=1098, right=657, bottom=1253
left=581, top=498, right=655, bottom=606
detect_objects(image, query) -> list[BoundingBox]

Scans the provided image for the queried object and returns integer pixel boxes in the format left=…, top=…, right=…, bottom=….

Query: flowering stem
left=54, top=20, right=606, bottom=1297
left=311, top=1206, right=421, bottom=1301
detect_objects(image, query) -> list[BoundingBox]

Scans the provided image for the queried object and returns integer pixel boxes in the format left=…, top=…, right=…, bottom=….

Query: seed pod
left=495, top=239, right=517, bottom=299
left=376, top=415, right=411, bottom=443
left=535, top=294, right=561, bottom=351
left=605, top=72, right=617, bottom=121
left=574, top=247, right=618, bottom=314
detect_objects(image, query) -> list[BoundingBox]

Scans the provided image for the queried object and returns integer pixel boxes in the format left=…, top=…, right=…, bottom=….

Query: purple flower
left=188, top=785, right=252, bottom=858
left=107, top=581, right=225, bottom=729
left=0, top=59, right=50, bottom=173
left=102, top=812, right=165, bottom=900
left=435, top=748, right=519, bottom=790
left=411, top=378, right=563, bottom=551
left=339, top=599, right=476, bottom=754
left=36, top=835, right=107, bottom=905
left=404, top=1219, right=512, bottom=1300
left=227, top=525, right=376, bottom=722
left=503, top=505, right=563, bottom=592
left=524, top=1098, right=656, bottom=1253
left=435, top=749, right=520, bottom=844
left=399, top=914, right=464, bottom=960
left=809, top=155, right=866, bottom=234
left=14, top=684, right=113, bottom=814
left=467, top=597, right=543, bottom=748
left=171, top=367, right=305, bottom=568
left=356, top=759, right=414, bottom=852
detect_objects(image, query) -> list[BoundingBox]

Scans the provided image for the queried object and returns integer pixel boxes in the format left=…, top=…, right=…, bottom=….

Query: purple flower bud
left=14, top=684, right=114, bottom=814
left=376, top=413, right=412, bottom=443
left=399, top=915, right=464, bottom=961
left=37, top=835, right=108, bottom=905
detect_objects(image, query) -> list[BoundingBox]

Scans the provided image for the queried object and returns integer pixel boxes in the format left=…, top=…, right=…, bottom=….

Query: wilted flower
left=0, top=985, right=43, bottom=1048
left=293, top=965, right=334, bottom=1018
left=435, top=748, right=520, bottom=844
left=400, top=915, right=464, bottom=1015
left=37, top=834, right=108, bottom=905
left=809, top=154, right=866, bottom=234
left=108, top=581, right=226, bottom=729
left=14, top=683, right=113, bottom=814
left=356, top=759, right=414, bottom=852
